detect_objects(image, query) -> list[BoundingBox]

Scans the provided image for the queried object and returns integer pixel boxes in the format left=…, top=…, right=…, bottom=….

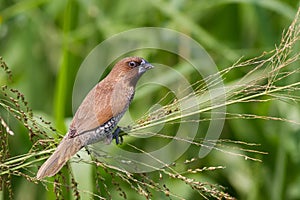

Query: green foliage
left=1, top=0, right=300, bottom=199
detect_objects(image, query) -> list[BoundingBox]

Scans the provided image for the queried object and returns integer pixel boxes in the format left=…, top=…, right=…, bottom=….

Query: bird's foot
left=112, top=126, right=123, bottom=145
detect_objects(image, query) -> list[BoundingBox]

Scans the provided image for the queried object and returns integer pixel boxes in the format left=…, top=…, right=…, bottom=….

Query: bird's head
left=109, top=57, right=154, bottom=86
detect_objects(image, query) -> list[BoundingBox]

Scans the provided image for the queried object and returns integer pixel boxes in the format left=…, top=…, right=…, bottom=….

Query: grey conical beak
left=139, top=59, right=154, bottom=74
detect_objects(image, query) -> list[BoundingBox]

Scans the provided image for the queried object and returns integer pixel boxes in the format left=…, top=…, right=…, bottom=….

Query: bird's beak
left=138, top=59, right=154, bottom=74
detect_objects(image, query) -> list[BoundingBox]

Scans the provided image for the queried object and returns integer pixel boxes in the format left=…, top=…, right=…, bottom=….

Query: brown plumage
left=36, top=57, right=153, bottom=179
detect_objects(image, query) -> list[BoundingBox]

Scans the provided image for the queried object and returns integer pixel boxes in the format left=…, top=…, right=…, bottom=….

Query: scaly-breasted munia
left=37, top=57, right=153, bottom=179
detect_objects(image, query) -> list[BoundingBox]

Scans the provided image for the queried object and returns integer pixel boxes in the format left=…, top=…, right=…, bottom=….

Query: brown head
left=107, top=57, right=154, bottom=87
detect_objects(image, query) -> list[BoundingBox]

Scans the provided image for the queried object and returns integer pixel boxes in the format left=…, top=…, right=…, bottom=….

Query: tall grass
left=1, top=0, right=300, bottom=199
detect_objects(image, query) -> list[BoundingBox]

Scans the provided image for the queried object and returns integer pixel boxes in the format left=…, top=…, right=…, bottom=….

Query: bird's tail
left=36, top=136, right=82, bottom=180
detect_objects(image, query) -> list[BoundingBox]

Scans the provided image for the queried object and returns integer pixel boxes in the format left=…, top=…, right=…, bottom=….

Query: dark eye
left=128, top=61, right=137, bottom=68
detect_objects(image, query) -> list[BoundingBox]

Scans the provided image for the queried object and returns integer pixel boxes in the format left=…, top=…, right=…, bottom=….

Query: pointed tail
left=36, top=136, right=82, bottom=180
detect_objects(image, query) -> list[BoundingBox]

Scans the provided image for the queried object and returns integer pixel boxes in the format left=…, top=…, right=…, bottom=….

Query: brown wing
left=69, top=80, right=114, bottom=135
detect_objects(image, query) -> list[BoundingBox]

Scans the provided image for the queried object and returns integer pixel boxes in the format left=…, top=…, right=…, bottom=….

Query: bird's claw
left=112, top=126, right=123, bottom=145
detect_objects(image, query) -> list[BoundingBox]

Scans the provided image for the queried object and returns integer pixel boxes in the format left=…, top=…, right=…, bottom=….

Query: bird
left=36, top=57, right=153, bottom=179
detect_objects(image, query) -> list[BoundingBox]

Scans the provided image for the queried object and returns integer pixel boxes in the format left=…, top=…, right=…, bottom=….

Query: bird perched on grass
left=37, top=57, right=153, bottom=179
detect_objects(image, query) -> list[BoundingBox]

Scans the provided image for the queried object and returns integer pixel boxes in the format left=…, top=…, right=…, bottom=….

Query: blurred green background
left=1, top=0, right=300, bottom=199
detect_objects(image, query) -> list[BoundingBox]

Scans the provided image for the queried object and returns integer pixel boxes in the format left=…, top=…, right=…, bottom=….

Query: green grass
left=1, top=0, right=300, bottom=199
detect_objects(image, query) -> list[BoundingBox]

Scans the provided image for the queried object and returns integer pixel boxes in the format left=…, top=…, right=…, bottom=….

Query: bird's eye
left=128, top=61, right=137, bottom=68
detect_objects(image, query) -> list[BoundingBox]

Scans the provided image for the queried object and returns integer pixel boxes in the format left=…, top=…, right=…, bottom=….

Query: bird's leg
left=85, top=146, right=91, bottom=155
left=112, top=126, right=123, bottom=145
